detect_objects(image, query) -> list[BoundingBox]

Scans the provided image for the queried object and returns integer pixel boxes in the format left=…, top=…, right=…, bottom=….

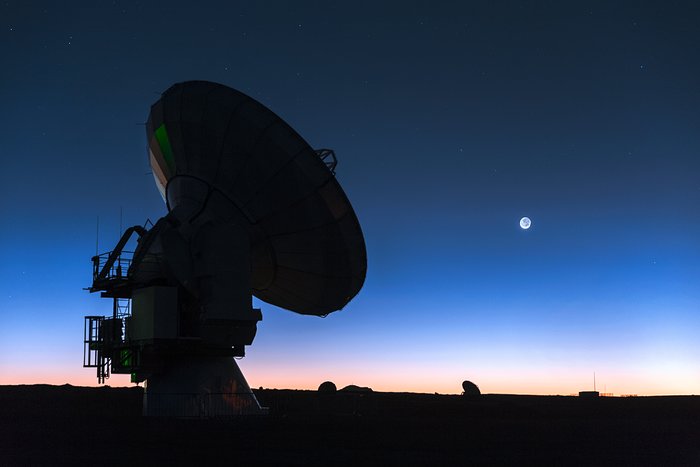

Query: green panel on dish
left=155, top=123, right=176, bottom=173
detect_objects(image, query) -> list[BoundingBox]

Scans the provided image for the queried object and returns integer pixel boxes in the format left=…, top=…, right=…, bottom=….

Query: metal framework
left=83, top=316, right=109, bottom=383
left=315, top=148, right=337, bottom=175
left=82, top=225, right=145, bottom=383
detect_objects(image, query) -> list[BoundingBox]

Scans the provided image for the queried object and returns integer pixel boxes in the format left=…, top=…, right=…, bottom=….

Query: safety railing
left=92, top=251, right=133, bottom=282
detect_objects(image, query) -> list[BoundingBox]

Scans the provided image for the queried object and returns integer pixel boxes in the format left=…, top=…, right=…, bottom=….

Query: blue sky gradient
left=1, top=1, right=698, bottom=394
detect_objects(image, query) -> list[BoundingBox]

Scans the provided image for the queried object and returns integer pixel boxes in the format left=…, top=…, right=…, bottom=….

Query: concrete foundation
left=143, top=356, right=266, bottom=417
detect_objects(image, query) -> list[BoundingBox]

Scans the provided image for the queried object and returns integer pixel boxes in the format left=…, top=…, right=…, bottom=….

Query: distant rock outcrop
left=339, top=384, right=373, bottom=393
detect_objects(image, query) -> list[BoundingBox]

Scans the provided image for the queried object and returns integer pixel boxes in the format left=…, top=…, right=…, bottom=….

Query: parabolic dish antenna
left=147, top=81, right=367, bottom=315
left=83, top=81, right=367, bottom=417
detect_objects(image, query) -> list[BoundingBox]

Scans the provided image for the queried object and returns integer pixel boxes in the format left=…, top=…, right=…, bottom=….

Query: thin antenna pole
left=594, top=372, right=596, bottom=392
left=119, top=207, right=123, bottom=237
left=95, top=215, right=99, bottom=255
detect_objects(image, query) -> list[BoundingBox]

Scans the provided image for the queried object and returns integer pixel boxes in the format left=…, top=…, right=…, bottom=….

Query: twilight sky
left=1, top=1, right=698, bottom=395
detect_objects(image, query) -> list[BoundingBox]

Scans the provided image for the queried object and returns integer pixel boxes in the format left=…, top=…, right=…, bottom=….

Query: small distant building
left=579, top=391, right=600, bottom=398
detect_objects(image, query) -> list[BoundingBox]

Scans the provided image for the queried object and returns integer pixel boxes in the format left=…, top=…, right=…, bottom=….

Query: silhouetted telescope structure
left=461, top=380, right=481, bottom=396
left=83, top=81, right=366, bottom=416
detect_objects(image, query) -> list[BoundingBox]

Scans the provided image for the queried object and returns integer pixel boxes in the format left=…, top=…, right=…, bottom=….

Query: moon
left=519, top=217, right=531, bottom=229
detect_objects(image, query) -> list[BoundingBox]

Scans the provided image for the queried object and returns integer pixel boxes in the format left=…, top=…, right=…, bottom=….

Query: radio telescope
left=83, top=81, right=367, bottom=416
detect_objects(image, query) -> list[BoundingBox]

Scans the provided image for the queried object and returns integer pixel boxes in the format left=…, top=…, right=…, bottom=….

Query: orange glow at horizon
left=2, top=362, right=698, bottom=397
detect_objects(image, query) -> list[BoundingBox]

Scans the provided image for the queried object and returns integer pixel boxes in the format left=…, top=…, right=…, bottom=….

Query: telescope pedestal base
left=143, top=356, right=266, bottom=417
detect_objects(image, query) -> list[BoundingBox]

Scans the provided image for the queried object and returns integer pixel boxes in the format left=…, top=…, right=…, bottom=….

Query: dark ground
left=1, top=385, right=699, bottom=466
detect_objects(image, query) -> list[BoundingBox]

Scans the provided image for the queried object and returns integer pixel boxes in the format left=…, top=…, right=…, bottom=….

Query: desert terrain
left=1, top=385, right=699, bottom=465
